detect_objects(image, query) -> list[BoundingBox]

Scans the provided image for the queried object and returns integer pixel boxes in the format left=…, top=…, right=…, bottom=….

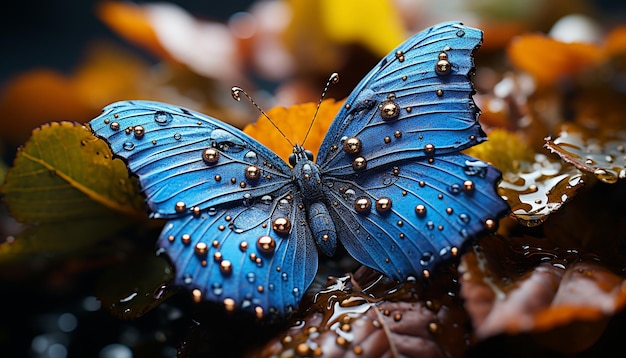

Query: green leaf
left=1, top=121, right=145, bottom=224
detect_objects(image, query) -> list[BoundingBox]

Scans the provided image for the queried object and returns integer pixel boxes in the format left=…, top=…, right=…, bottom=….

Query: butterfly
left=89, top=22, right=508, bottom=320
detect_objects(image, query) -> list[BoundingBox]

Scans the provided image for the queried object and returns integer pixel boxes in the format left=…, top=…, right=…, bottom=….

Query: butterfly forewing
left=89, top=101, right=292, bottom=218
left=318, top=22, right=485, bottom=176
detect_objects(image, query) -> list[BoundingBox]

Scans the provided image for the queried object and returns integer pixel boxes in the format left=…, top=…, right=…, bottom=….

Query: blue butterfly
left=89, top=22, right=508, bottom=320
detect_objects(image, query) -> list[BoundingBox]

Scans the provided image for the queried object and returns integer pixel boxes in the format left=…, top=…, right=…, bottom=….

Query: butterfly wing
left=315, top=22, right=507, bottom=279
left=324, top=154, right=507, bottom=280
left=317, top=22, right=485, bottom=176
left=89, top=100, right=293, bottom=218
left=157, top=188, right=318, bottom=318
left=90, top=101, right=318, bottom=318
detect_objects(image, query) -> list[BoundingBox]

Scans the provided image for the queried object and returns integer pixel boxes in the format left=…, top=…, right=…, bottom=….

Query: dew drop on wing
left=420, top=252, right=434, bottom=266
left=210, top=128, right=246, bottom=153
left=154, top=111, right=173, bottom=126
left=123, top=142, right=135, bottom=151
left=245, top=151, right=259, bottom=164
left=212, top=282, right=223, bottom=296
left=463, top=160, right=489, bottom=177
left=260, top=195, right=273, bottom=205
left=246, top=272, right=256, bottom=283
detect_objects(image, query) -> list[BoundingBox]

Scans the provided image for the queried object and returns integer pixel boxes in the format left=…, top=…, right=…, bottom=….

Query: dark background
left=0, top=0, right=254, bottom=86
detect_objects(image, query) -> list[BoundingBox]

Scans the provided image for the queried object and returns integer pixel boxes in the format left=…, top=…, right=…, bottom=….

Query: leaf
left=96, top=254, right=176, bottom=319
left=545, top=127, right=626, bottom=184
left=251, top=266, right=469, bottom=358
left=498, top=153, right=584, bottom=226
left=507, top=34, right=601, bottom=86
left=96, top=1, right=171, bottom=61
left=1, top=122, right=145, bottom=224
left=459, top=178, right=626, bottom=355
left=460, top=237, right=626, bottom=353
left=463, top=128, right=535, bottom=175
left=0, top=216, right=128, bottom=265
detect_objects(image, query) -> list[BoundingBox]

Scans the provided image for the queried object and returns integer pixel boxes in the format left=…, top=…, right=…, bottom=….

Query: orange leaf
left=97, top=1, right=172, bottom=61
left=603, top=25, right=626, bottom=57
left=243, top=99, right=345, bottom=162
left=507, top=34, right=601, bottom=85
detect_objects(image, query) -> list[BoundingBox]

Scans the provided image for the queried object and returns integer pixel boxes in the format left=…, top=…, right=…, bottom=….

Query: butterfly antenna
left=231, top=86, right=294, bottom=147
left=302, top=72, right=340, bottom=146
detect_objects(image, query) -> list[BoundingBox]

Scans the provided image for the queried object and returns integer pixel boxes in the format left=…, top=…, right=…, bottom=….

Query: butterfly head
left=288, top=145, right=315, bottom=167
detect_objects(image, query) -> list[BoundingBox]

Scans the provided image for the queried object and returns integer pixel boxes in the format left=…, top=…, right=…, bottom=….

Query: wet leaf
left=545, top=128, right=626, bottom=184
left=498, top=153, right=584, bottom=226
left=96, top=254, right=176, bottom=319
left=252, top=266, right=469, bottom=358
left=460, top=217, right=626, bottom=354
left=1, top=122, right=145, bottom=224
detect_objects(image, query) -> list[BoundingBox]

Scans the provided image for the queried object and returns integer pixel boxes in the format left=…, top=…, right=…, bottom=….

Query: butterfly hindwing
left=156, top=187, right=318, bottom=317
left=324, top=154, right=507, bottom=280
left=318, top=22, right=485, bottom=176
left=89, top=100, right=292, bottom=218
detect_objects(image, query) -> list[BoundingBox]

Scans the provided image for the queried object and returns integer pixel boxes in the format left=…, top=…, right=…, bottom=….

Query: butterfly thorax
left=290, top=145, right=337, bottom=256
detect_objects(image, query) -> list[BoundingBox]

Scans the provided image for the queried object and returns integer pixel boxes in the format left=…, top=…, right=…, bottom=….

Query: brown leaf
left=545, top=126, right=626, bottom=184
left=251, top=266, right=470, bottom=358
left=498, top=153, right=585, bottom=227
left=459, top=234, right=626, bottom=353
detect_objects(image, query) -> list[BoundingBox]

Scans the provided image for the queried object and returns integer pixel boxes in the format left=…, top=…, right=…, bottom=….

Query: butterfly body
left=89, top=22, right=509, bottom=319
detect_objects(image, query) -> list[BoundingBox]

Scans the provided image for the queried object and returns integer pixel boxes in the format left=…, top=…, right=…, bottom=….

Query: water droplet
left=594, top=168, right=618, bottom=184
left=277, top=199, right=290, bottom=211
left=281, top=272, right=288, bottom=281
left=154, top=111, right=172, bottom=125
left=463, top=160, right=488, bottom=177
left=210, top=129, right=246, bottom=153
left=420, top=251, right=434, bottom=266
left=246, top=272, right=256, bottom=283
left=208, top=207, right=217, bottom=216
left=211, top=282, right=223, bottom=296
left=183, top=274, right=193, bottom=285
left=292, top=287, right=300, bottom=297
left=456, top=29, right=465, bottom=37
left=426, top=221, right=435, bottom=230
left=122, top=142, right=135, bottom=151
left=458, top=213, right=470, bottom=224
left=260, top=195, right=273, bottom=205
left=344, top=189, right=356, bottom=200
left=245, top=151, right=258, bottom=164
left=242, top=193, right=253, bottom=206
left=173, top=133, right=182, bottom=141
left=449, top=183, right=462, bottom=194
